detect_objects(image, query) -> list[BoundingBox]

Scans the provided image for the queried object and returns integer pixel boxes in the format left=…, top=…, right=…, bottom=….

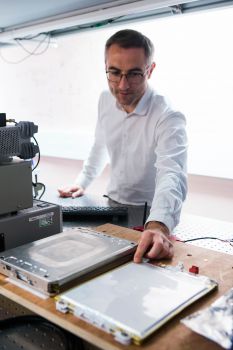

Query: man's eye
left=128, top=72, right=142, bottom=77
left=110, top=71, right=121, bottom=76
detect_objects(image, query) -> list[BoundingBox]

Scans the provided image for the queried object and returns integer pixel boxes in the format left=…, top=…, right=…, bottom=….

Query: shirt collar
left=132, top=86, right=153, bottom=116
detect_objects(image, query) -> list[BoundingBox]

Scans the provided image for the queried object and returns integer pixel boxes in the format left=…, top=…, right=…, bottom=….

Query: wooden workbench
left=0, top=223, right=232, bottom=350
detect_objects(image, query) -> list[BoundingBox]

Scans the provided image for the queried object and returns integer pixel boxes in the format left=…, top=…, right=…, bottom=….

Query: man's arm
left=134, top=112, right=187, bottom=262
left=58, top=136, right=108, bottom=198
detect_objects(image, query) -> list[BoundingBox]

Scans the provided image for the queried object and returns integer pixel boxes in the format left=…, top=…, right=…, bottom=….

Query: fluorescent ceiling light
left=0, top=0, right=198, bottom=43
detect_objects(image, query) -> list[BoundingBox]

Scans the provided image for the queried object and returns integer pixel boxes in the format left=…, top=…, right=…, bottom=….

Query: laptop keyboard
left=62, top=205, right=128, bottom=217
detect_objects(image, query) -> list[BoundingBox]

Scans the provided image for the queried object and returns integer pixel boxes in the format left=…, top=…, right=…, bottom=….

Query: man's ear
left=148, top=62, right=156, bottom=79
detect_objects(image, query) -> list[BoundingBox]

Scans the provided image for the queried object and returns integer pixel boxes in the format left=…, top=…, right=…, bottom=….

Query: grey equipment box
left=0, top=200, right=62, bottom=252
left=0, top=160, right=33, bottom=215
left=0, top=227, right=137, bottom=295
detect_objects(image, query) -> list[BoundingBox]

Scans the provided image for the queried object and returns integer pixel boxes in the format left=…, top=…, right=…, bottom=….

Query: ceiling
left=0, top=0, right=134, bottom=28
left=0, top=0, right=232, bottom=44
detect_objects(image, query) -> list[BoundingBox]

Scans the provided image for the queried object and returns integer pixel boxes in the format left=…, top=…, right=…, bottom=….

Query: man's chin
left=116, top=96, right=133, bottom=107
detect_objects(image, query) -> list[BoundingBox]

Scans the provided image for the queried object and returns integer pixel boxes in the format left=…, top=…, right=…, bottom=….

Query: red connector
left=189, top=265, right=199, bottom=274
left=132, top=225, right=144, bottom=232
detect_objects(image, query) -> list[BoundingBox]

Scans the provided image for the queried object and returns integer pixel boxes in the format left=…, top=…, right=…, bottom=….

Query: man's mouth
left=118, top=91, right=130, bottom=95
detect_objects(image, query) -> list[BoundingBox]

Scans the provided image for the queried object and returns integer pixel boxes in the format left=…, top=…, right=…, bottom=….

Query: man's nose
left=118, top=74, right=130, bottom=89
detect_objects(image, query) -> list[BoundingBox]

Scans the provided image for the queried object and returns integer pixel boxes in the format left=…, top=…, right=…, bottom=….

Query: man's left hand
left=133, top=225, right=174, bottom=263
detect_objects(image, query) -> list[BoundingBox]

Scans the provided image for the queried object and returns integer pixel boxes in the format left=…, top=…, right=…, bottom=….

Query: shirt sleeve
left=146, top=111, right=188, bottom=233
left=75, top=96, right=109, bottom=189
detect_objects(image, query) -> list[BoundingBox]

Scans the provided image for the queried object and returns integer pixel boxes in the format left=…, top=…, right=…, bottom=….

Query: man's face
left=105, top=44, right=155, bottom=113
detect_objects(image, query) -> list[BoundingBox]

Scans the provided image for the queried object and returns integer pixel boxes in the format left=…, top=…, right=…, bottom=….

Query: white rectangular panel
left=56, top=261, right=217, bottom=344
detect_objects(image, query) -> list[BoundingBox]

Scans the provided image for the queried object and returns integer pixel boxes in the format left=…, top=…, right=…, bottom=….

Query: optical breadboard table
left=0, top=223, right=232, bottom=350
left=174, top=213, right=233, bottom=255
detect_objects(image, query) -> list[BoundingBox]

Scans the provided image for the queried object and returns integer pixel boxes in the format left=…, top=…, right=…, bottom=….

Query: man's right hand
left=58, top=185, right=85, bottom=198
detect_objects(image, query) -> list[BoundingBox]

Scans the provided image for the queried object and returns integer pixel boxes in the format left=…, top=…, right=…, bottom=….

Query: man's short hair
left=105, top=29, right=154, bottom=63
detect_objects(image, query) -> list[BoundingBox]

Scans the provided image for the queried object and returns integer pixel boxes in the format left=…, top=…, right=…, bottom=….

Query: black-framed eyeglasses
left=106, top=67, right=149, bottom=84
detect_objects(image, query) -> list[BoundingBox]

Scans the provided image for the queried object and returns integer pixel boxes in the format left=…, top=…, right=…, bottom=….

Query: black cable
left=32, top=182, right=46, bottom=199
left=38, top=182, right=46, bottom=199
left=0, top=34, right=51, bottom=64
left=18, top=33, right=48, bottom=40
left=15, top=34, right=51, bottom=56
left=142, top=201, right=148, bottom=225
left=181, top=236, right=233, bottom=247
left=6, top=119, right=17, bottom=124
left=32, top=182, right=37, bottom=199
left=32, top=135, right=40, bottom=171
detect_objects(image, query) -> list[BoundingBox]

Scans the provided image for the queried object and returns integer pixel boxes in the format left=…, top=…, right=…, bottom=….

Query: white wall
left=0, top=6, right=233, bottom=178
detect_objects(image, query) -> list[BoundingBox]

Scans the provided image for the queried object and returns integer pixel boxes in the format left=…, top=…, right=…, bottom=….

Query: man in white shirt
left=58, top=29, right=187, bottom=263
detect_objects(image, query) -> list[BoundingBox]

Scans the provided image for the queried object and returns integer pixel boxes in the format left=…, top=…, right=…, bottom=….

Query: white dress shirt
left=76, top=86, right=187, bottom=232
